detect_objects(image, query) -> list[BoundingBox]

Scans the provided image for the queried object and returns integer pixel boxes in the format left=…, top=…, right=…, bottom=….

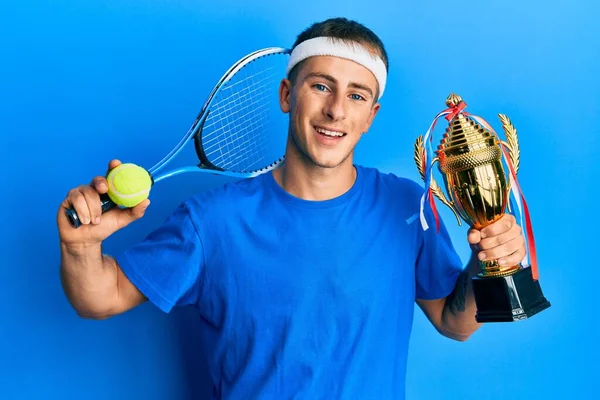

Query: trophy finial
left=445, top=93, right=463, bottom=108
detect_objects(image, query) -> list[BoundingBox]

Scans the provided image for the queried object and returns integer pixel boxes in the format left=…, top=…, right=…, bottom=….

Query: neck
left=272, top=146, right=357, bottom=202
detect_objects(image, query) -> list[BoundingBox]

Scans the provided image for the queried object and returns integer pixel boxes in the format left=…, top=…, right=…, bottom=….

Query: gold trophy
left=414, top=93, right=550, bottom=322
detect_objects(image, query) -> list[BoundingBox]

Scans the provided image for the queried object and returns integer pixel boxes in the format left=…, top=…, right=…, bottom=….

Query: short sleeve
left=115, top=201, right=205, bottom=313
left=414, top=208, right=464, bottom=300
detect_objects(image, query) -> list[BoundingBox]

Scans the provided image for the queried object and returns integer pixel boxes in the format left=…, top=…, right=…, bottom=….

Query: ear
left=362, top=102, right=381, bottom=134
left=279, top=78, right=292, bottom=113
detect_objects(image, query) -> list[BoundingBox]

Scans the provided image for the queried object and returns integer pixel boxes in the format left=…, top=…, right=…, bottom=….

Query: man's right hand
left=57, top=159, right=151, bottom=249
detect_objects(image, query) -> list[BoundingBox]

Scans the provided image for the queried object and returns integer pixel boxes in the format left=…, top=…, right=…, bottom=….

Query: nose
left=323, top=92, right=346, bottom=121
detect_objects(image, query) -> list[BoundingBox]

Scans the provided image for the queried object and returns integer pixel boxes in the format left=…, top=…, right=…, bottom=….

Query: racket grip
left=65, top=193, right=117, bottom=228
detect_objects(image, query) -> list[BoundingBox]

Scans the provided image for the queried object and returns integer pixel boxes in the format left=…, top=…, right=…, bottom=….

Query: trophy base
left=472, top=266, right=551, bottom=323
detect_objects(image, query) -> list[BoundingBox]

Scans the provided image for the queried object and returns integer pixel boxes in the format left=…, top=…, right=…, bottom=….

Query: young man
left=58, top=17, right=527, bottom=399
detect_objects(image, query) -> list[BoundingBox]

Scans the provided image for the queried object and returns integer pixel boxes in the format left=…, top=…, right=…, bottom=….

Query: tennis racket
left=66, top=46, right=291, bottom=228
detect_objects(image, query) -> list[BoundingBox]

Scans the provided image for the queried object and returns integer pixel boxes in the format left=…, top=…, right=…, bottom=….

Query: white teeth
left=316, top=127, right=344, bottom=137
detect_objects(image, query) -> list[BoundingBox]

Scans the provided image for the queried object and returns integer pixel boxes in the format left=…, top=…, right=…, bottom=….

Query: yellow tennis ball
left=106, top=163, right=152, bottom=207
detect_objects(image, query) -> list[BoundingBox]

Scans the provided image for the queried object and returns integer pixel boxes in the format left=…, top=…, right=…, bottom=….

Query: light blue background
left=1, top=0, right=597, bottom=399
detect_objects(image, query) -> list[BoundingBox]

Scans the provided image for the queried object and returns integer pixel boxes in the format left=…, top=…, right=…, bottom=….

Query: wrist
left=60, top=240, right=102, bottom=258
left=466, top=252, right=482, bottom=277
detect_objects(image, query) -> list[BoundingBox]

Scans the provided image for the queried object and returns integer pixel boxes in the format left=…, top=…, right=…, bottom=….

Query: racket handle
left=65, top=193, right=117, bottom=228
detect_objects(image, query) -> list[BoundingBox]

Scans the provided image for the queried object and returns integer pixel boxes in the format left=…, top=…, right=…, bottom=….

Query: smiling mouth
left=314, top=126, right=346, bottom=138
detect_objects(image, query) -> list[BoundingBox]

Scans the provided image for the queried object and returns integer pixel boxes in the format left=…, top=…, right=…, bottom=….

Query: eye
left=313, top=83, right=329, bottom=92
left=350, top=93, right=366, bottom=101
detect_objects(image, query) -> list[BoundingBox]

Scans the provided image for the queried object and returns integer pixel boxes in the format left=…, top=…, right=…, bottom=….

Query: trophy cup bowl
left=414, top=93, right=550, bottom=322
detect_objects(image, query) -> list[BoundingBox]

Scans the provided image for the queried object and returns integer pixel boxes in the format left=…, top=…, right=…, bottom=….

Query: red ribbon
left=444, top=100, right=468, bottom=121
left=424, top=101, right=467, bottom=233
left=429, top=188, right=441, bottom=233
left=501, top=144, right=539, bottom=281
left=421, top=145, right=442, bottom=233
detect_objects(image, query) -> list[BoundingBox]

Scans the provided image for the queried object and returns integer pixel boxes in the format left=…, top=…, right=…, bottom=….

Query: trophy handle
left=414, top=135, right=462, bottom=226
left=498, top=114, right=520, bottom=175
left=498, top=114, right=520, bottom=213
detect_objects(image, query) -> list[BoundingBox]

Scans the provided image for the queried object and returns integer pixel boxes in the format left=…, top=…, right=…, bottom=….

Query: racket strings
left=202, top=73, right=278, bottom=133
left=204, top=81, right=275, bottom=168
left=202, top=76, right=276, bottom=151
left=201, top=53, right=289, bottom=172
left=229, top=65, right=281, bottom=169
left=205, top=71, right=277, bottom=165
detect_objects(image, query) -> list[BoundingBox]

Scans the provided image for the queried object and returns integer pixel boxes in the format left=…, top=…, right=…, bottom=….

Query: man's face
left=279, top=55, right=381, bottom=169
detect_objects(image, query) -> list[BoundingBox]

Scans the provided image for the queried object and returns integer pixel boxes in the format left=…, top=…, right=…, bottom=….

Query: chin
left=289, top=129, right=354, bottom=169
left=312, top=160, right=341, bottom=169
left=309, top=152, right=352, bottom=169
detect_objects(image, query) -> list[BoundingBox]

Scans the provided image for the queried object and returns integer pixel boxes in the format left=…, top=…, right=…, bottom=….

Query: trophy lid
left=438, top=93, right=499, bottom=155
left=445, top=93, right=463, bottom=108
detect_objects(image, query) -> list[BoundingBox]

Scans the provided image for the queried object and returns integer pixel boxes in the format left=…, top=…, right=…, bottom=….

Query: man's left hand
left=467, top=214, right=526, bottom=266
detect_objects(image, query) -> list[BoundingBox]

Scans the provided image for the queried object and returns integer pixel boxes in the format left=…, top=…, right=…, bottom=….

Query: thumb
left=117, top=199, right=150, bottom=229
left=467, top=228, right=481, bottom=246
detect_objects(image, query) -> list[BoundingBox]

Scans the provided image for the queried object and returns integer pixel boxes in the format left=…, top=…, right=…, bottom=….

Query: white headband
left=286, top=36, right=387, bottom=99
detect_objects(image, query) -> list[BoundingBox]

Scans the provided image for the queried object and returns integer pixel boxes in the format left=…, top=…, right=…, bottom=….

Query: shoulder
left=357, top=164, right=424, bottom=199
left=180, top=173, right=269, bottom=218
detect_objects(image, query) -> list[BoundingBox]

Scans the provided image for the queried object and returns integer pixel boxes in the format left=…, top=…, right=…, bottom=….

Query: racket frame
left=151, top=46, right=291, bottom=180
left=65, top=46, right=291, bottom=228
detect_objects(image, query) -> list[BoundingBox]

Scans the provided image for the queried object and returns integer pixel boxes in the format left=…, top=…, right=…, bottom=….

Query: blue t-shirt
left=116, top=165, right=463, bottom=399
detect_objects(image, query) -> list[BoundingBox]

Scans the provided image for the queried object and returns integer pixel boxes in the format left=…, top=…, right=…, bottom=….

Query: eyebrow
left=304, top=72, right=375, bottom=98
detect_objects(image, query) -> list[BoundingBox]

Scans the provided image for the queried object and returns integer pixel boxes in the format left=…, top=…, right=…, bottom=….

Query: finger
left=498, top=246, right=527, bottom=266
left=480, top=214, right=516, bottom=238
left=478, top=235, right=526, bottom=262
left=80, top=186, right=103, bottom=225
left=467, top=228, right=481, bottom=245
left=90, top=176, right=108, bottom=193
left=128, top=199, right=150, bottom=220
left=106, top=159, right=122, bottom=174
left=478, top=224, right=523, bottom=251
left=67, top=188, right=93, bottom=225
left=117, top=199, right=150, bottom=228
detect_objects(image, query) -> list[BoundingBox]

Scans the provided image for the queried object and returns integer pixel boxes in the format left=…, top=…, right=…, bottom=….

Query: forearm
left=440, top=252, right=482, bottom=340
left=59, top=242, right=120, bottom=319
